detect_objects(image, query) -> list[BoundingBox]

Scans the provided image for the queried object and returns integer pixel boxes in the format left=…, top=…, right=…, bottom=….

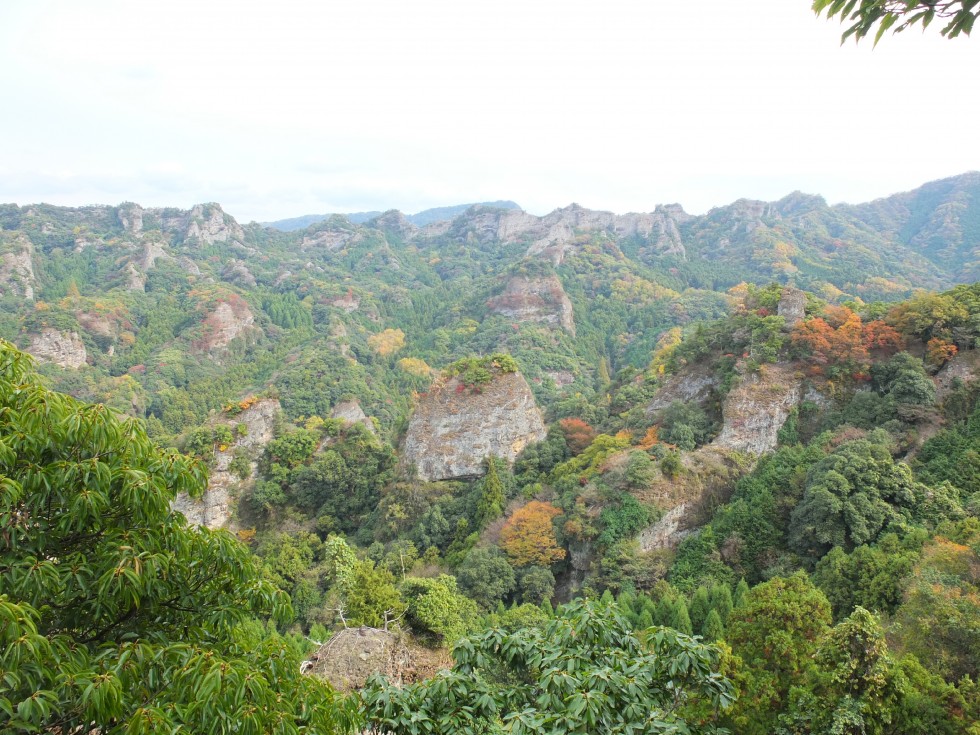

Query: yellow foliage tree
left=397, top=357, right=433, bottom=377
left=499, top=501, right=566, bottom=567
left=368, top=328, right=406, bottom=356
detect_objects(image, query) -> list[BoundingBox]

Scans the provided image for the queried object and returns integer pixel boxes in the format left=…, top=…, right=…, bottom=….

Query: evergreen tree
left=709, top=583, right=734, bottom=625
left=670, top=598, right=694, bottom=635
left=636, top=609, right=654, bottom=630
left=733, top=578, right=750, bottom=609
left=702, top=609, right=725, bottom=642
left=475, top=456, right=505, bottom=528
left=654, top=596, right=674, bottom=627
left=689, top=586, right=711, bottom=634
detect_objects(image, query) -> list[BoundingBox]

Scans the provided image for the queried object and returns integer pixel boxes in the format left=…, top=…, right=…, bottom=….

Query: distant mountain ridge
left=264, top=200, right=523, bottom=231
left=1, top=170, right=979, bottom=460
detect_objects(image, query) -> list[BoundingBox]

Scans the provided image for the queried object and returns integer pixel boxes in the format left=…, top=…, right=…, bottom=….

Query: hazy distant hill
left=264, top=200, right=522, bottom=231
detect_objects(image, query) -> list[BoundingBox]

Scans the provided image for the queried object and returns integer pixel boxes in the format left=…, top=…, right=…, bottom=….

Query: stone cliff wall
left=173, top=398, right=280, bottom=529
left=27, top=329, right=87, bottom=368
left=712, top=362, right=803, bottom=456
left=486, top=275, right=576, bottom=334
left=0, top=235, right=36, bottom=301
left=404, top=371, right=546, bottom=481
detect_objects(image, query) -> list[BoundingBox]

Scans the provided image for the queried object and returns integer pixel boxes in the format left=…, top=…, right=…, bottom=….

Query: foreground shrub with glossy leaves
left=0, top=340, right=358, bottom=734
left=361, top=598, right=735, bottom=735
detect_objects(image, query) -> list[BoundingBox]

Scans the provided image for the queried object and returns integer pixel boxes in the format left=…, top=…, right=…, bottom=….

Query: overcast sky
left=1, top=0, right=978, bottom=223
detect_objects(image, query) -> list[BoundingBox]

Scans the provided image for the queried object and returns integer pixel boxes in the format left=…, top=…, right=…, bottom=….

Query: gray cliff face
left=446, top=204, right=688, bottom=266
left=486, top=274, right=576, bottom=335
left=155, top=203, right=245, bottom=246
left=173, top=398, right=280, bottom=529
left=933, top=349, right=980, bottom=402
left=712, top=362, right=803, bottom=455
left=404, top=371, right=547, bottom=482
left=777, top=286, right=806, bottom=328
left=123, top=263, right=146, bottom=292
left=331, top=399, right=375, bottom=434
left=0, top=234, right=36, bottom=301
left=645, top=363, right=719, bottom=415
left=117, top=202, right=144, bottom=234
left=201, top=299, right=257, bottom=355
left=637, top=503, right=694, bottom=552
left=185, top=204, right=246, bottom=245
left=27, top=329, right=87, bottom=368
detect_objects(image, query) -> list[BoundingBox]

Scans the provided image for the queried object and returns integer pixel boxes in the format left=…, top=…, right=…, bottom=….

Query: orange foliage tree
left=862, top=320, right=904, bottom=354
left=499, top=501, right=566, bottom=567
left=792, top=306, right=903, bottom=376
left=558, top=418, right=597, bottom=455
left=926, top=337, right=958, bottom=368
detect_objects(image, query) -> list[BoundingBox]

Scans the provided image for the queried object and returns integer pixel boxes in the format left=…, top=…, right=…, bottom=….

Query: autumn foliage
left=368, top=328, right=406, bottom=356
left=499, top=501, right=566, bottom=567
left=791, top=306, right=903, bottom=376
left=926, top=337, right=958, bottom=368
left=559, top=418, right=597, bottom=455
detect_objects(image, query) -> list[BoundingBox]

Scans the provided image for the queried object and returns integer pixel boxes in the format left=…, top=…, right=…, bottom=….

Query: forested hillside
left=2, top=174, right=980, bottom=733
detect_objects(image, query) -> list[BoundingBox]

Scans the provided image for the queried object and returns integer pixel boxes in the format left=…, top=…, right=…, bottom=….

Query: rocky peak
left=486, top=274, right=576, bottom=334
left=27, top=328, right=87, bottom=368
left=774, top=191, right=827, bottom=217
left=403, top=368, right=546, bottom=481
left=368, top=210, right=418, bottom=239
left=301, top=227, right=358, bottom=251
left=154, top=203, right=245, bottom=246
left=777, top=286, right=806, bottom=328
left=117, top=202, right=144, bottom=234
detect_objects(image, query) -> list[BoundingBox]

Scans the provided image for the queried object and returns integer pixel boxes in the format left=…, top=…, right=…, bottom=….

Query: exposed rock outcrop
left=404, top=371, right=547, bottom=481
left=185, top=203, right=245, bottom=245
left=174, top=398, right=279, bottom=529
left=370, top=210, right=418, bottom=239
left=515, top=205, right=688, bottom=266
left=934, top=348, right=980, bottom=402
left=117, top=203, right=144, bottom=234
left=646, top=363, right=719, bottom=415
left=27, top=329, right=87, bottom=368
left=0, top=235, right=36, bottom=301
left=76, top=311, right=118, bottom=341
left=304, top=627, right=449, bottom=692
left=138, top=241, right=169, bottom=270
left=637, top=503, right=693, bottom=551
left=330, top=289, right=360, bottom=312
left=712, top=362, right=803, bottom=455
left=486, top=275, right=575, bottom=334
left=777, top=286, right=806, bottom=328
left=634, top=447, right=746, bottom=551
left=123, top=263, right=146, bottom=292
left=221, top=260, right=257, bottom=287
left=199, top=297, right=257, bottom=353
left=331, top=399, right=375, bottom=433
left=155, top=203, right=245, bottom=246
left=449, top=204, right=688, bottom=266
